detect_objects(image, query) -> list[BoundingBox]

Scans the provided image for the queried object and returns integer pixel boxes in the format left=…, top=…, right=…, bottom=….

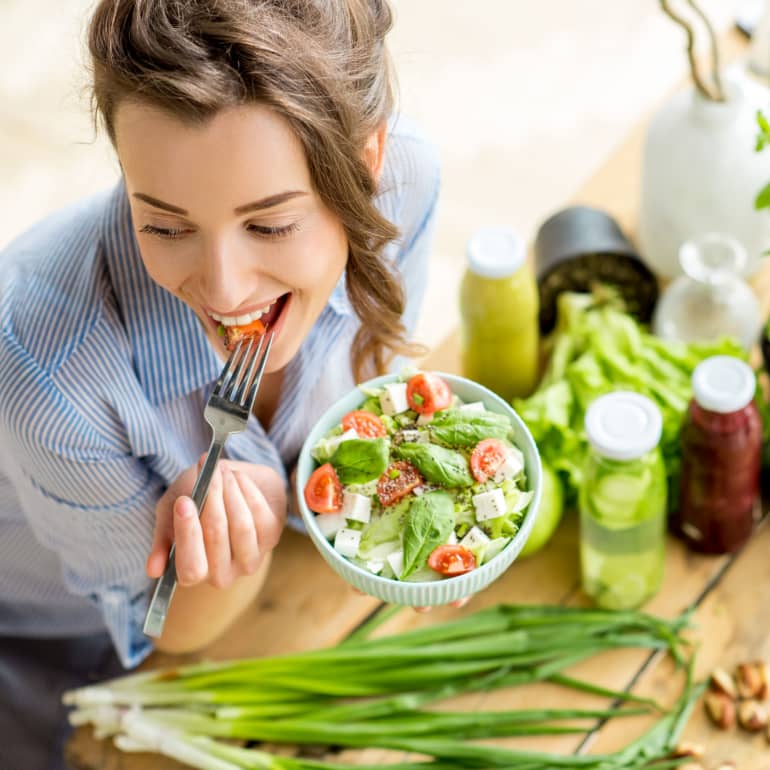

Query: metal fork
left=143, top=330, right=274, bottom=638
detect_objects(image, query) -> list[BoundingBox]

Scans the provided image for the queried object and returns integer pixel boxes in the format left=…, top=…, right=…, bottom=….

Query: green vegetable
left=359, top=500, right=409, bottom=557
left=401, top=491, right=455, bottom=578
left=359, top=396, right=383, bottom=416
left=216, top=323, right=225, bottom=337
left=520, top=461, right=564, bottom=557
left=515, top=290, right=745, bottom=505
left=429, top=408, right=511, bottom=446
left=64, top=603, right=697, bottom=770
left=309, top=427, right=345, bottom=463
left=330, top=438, right=389, bottom=484
left=395, top=442, right=474, bottom=488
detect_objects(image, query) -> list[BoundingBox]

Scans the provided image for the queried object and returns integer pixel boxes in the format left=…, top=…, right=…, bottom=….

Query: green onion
left=64, top=604, right=698, bottom=770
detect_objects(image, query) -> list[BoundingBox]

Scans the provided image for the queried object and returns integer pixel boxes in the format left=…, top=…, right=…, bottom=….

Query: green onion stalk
left=64, top=604, right=698, bottom=770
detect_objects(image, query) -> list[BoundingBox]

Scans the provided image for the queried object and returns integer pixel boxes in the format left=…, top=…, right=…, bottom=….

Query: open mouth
left=207, top=293, right=291, bottom=348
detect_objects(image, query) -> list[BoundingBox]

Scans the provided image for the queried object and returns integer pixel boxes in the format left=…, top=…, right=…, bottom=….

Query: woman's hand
left=146, top=459, right=287, bottom=589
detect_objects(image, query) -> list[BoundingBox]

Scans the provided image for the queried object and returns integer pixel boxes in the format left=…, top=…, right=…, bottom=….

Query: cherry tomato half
left=406, top=372, right=452, bottom=415
left=304, top=463, right=343, bottom=513
left=342, top=410, right=387, bottom=438
left=428, top=545, right=477, bottom=576
left=470, top=438, right=508, bottom=483
left=377, top=461, right=424, bottom=507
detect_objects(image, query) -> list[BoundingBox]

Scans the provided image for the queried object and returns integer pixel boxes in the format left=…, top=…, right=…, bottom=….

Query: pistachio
left=737, top=699, right=768, bottom=732
left=735, top=661, right=768, bottom=700
left=710, top=667, right=738, bottom=699
left=672, top=741, right=704, bottom=759
left=704, top=690, right=736, bottom=729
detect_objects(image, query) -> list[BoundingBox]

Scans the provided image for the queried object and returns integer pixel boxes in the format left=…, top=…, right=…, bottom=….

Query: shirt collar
left=101, top=180, right=221, bottom=405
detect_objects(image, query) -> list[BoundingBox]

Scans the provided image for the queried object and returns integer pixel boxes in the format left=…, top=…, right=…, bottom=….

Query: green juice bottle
left=459, top=227, right=539, bottom=401
left=580, top=391, right=667, bottom=610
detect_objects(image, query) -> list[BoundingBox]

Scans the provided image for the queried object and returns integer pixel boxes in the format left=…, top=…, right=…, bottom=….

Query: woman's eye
left=139, top=224, right=191, bottom=240
left=246, top=222, right=300, bottom=240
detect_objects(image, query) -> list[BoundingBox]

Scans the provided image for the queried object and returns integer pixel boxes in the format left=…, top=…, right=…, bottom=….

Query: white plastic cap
left=466, top=226, right=525, bottom=279
left=585, top=391, right=663, bottom=461
left=692, top=356, right=755, bottom=414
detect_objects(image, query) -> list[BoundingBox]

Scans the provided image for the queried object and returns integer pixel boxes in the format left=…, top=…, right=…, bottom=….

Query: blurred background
left=0, top=0, right=746, bottom=349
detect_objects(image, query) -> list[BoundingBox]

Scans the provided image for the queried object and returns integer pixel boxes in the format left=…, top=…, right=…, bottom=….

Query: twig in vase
left=659, top=0, right=725, bottom=102
left=685, top=0, right=725, bottom=100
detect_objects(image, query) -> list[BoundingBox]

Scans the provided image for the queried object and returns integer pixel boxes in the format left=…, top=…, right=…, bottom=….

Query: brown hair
left=88, top=0, right=425, bottom=381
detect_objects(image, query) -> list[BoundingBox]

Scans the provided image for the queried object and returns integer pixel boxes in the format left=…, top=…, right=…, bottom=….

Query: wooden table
left=67, top=31, right=770, bottom=770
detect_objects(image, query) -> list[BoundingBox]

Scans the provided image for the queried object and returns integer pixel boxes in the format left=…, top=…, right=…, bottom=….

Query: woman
left=0, top=1, right=440, bottom=766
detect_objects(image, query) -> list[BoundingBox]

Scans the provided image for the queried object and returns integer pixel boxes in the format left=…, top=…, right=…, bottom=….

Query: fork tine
left=222, top=335, right=257, bottom=401
left=214, top=338, right=245, bottom=396
left=233, top=332, right=269, bottom=406
left=243, top=332, right=274, bottom=410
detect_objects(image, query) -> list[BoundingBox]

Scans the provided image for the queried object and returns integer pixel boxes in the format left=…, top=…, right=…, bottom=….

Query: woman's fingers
left=450, top=597, right=471, bottom=609
left=198, top=470, right=233, bottom=588
left=223, top=468, right=260, bottom=575
left=172, top=496, right=208, bottom=586
left=146, top=489, right=176, bottom=578
left=235, top=470, right=284, bottom=552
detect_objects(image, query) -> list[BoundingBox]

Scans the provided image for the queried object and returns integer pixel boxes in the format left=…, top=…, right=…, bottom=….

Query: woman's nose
left=198, top=237, right=254, bottom=311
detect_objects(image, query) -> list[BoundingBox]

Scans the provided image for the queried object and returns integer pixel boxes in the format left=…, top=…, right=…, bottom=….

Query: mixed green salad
left=303, top=371, right=533, bottom=581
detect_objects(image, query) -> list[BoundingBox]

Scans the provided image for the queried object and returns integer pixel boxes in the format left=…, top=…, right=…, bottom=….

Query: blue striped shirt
left=0, top=117, right=439, bottom=668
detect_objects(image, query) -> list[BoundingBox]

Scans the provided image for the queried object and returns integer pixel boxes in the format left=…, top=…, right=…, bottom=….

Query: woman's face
left=114, top=102, right=349, bottom=371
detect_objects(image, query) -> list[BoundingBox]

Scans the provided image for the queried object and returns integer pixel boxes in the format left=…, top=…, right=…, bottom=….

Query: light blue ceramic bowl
left=296, top=372, right=542, bottom=606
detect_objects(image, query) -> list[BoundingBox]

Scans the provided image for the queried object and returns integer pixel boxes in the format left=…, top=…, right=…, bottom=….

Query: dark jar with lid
left=678, top=355, right=761, bottom=554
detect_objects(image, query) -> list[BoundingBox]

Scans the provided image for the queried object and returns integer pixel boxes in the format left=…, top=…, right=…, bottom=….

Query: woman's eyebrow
left=132, top=190, right=308, bottom=216
left=234, top=191, right=308, bottom=214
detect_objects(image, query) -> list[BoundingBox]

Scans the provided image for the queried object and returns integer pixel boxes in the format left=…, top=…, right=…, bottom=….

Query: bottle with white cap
left=678, top=355, right=761, bottom=554
left=580, top=391, right=667, bottom=610
left=459, top=226, right=539, bottom=401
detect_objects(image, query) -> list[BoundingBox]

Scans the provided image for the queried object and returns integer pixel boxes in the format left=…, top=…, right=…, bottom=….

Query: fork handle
left=142, top=438, right=225, bottom=638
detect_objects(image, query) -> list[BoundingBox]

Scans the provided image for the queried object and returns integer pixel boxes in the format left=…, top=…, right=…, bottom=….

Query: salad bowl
left=296, top=371, right=542, bottom=606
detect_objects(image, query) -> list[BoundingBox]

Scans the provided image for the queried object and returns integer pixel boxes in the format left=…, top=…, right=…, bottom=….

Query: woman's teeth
left=210, top=302, right=274, bottom=327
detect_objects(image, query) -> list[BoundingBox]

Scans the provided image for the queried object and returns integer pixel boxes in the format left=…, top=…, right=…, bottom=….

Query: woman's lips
left=205, top=293, right=291, bottom=335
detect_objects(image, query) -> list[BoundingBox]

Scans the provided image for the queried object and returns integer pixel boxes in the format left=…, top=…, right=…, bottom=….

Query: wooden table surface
left=67, top=30, right=770, bottom=770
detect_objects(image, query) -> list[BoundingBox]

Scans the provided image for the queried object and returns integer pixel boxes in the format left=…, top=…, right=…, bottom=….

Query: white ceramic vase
left=638, top=71, right=770, bottom=279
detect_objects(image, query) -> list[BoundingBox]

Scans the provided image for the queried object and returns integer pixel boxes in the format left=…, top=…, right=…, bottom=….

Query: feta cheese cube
left=315, top=512, right=347, bottom=540
left=386, top=549, right=404, bottom=579
left=446, top=530, right=458, bottom=545
left=472, top=488, right=507, bottom=521
left=334, top=528, right=362, bottom=558
left=342, top=491, right=371, bottom=523
left=365, top=560, right=385, bottom=574
left=459, top=401, right=485, bottom=413
left=493, top=447, right=525, bottom=483
left=379, top=383, right=409, bottom=415
left=460, top=525, right=491, bottom=550
left=416, top=412, right=434, bottom=426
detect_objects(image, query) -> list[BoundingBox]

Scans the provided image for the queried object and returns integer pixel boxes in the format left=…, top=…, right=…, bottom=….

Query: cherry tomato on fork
left=406, top=372, right=452, bottom=415
left=470, top=438, right=508, bottom=483
left=428, top=545, right=476, bottom=576
left=304, top=463, right=343, bottom=513
left=341, top=410, right=387, bottom=438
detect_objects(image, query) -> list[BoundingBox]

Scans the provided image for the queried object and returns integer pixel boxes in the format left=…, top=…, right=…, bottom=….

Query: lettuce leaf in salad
left=429, top=409, right=512, bottom=447
left=310, top=425, right=346, bottom=463
left=401, top=491, right=455, bottom=579
left=395, top=442, right=475, bottom=488
left=330, top=438, right=389, bottom=484
left=359, top=497, right=410, bottom=557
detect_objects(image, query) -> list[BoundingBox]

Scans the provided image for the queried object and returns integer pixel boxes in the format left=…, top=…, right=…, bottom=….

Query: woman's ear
left=363, top=123, right=387, bottom=181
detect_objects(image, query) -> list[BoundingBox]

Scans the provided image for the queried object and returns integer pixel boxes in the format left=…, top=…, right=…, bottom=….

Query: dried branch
left=659, top=0, right=723, bottom=102
left=685, top=0, right=725, bottom=101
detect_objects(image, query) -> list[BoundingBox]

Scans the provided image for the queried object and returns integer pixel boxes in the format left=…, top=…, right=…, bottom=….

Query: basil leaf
left=429, top=409, right=511, bottom=447
left=330, top=438, right=389, bottom=484
left=401, top=491, right=455, bottom=579
left=395, top=442, right=474, bottom=488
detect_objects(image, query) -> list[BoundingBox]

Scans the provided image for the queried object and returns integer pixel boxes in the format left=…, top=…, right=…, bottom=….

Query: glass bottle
left=459, top=227, right=539, bottom=401
left=678, top=356, right=762, bottom=554
left=652, top=232, right=761, bottom=351
left=580, top=392, right=667, bottom=610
